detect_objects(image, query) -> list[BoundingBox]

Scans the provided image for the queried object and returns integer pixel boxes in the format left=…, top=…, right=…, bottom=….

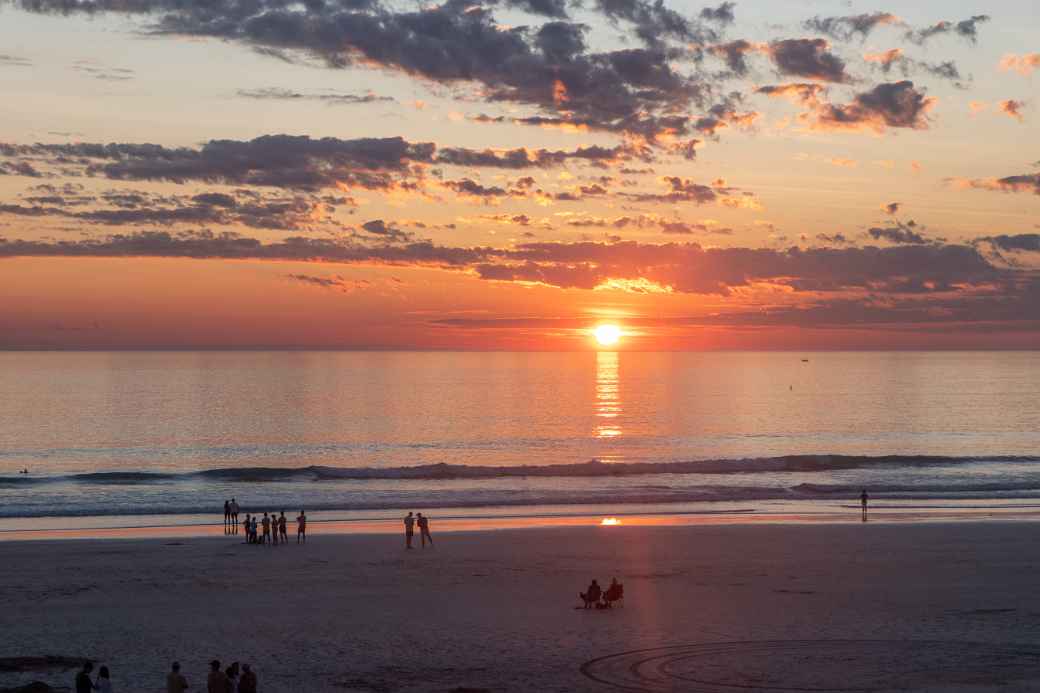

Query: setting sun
left=594, top=324, right=622, bottom=347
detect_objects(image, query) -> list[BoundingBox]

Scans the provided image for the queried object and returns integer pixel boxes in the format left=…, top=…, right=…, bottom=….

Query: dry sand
left=4, top=522, right=1040, bottom=692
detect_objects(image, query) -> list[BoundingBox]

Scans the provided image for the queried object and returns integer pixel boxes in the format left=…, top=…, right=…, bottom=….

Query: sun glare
left=600, top=517, right=622, bottom=526
left=594, top=324, right=622, bottom=347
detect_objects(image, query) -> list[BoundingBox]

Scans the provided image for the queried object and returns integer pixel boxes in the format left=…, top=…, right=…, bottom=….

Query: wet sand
left=4, top=523, right=1040, bottom=692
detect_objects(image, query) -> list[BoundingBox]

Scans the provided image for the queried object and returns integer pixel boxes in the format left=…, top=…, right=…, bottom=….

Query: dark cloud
left=0, top=160, right=46, bottom=177
left=863, top=49, right=964, bottom=84
left=809, top=81, right=935, bottom=133
left=905, top=15, right=990, bottom=45
left=6, top=0, right=710, bottom=141
left=619, top=176, right=732, bottom=205
left=0, top=135, right=633, bottom=193
left=803, top=12, right=901, bottom=41
left=976, top=234, right=1040, bottom=253
left=286, top=273, right=372, bottom=292
left=236, top=87, right=394, bottom=105
left=754, top=83, right=825, bottom=105
left=0, top=53, right=32, bottom=67
left=867, top=221, right=929, bottom=245
left=699, top=2, right=735, bottom=25
left=0, top=231, right=1012, bottom=301
left=0, top=188, right=339, bottom=230
left=498, top=0, right=570, bottom=19
left=767, top=39, right=849, bottom=83
left=955, top=174, right=1040, bottom=196
left=359, top=219, right=413, bottom=242
left=708, top=40, right=758, bottom=76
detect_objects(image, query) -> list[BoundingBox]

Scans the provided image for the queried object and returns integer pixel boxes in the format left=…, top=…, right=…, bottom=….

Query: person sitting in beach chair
left=602, top=578, right=624, bottom=608
left=580, top=579, right=602, bottom=609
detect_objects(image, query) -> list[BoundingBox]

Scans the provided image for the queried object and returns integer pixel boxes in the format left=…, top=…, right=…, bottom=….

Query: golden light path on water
left=595, top=350, right=621, bottom=439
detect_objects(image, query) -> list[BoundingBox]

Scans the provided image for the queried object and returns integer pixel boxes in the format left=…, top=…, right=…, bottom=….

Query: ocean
left=2, top=351, right=1039, bottom=527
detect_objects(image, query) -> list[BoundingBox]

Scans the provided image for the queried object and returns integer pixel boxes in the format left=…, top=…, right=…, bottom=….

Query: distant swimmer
left=860, top=489, right=869, bottom=521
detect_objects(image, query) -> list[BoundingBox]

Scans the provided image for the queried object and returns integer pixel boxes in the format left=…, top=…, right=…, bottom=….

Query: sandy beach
left=4, top=522, right=1040, bottom=692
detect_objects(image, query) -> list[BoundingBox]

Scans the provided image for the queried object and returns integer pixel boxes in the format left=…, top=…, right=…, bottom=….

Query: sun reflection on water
left=595, top=350, right=622, bottom=439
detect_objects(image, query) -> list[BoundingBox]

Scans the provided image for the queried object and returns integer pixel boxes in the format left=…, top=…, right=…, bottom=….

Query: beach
left=5, top=522, right=1040, bottom=692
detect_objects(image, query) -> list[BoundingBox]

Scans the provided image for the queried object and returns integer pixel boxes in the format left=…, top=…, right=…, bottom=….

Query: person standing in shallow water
left=404, top=512, right=415, bottom=549
left=418, top=512, right=433, bottom=548
left=861, top=489, right=869, bottom=521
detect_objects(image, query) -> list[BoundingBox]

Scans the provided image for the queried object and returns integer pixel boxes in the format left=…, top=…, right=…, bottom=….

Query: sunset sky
left=0, top=0, right=1037, bottom=349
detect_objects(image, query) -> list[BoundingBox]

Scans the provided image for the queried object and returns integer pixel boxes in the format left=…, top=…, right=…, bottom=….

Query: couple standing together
left=404, top=512, right=433, bottom=549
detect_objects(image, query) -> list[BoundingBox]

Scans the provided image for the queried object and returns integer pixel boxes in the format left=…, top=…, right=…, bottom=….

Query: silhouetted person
left=76, top=662, right=95, bottom=693
left=238, top=665, right=257, bottom=693
left=250, top=515, right=258, bottom=544
left=230, top=498, right=240, bottom=530
left=223, top=500, right=231, bottom=531
left=166, top=662, right=188, bottom=693
left=581, top=579, right=601, bottom=609
left=261, top=513, right=271, bottom=544
left=95, top=665, right=113, bottom=693
left=297, top=510, right=307, bottom=543
left=225, top=662, right=239, bottom=693
left=243, top=513, right=252, bottom=543
left=207, top=660, right=228, bottom=693
left=861, top=489, right=869, bottom=521
left=271, top=510, right=279, bottom=545
left=418, top=512, right=433, bottom=548
left=279, top=511, right=288, bottom=542
left=404, top=512, right=415, bottom=549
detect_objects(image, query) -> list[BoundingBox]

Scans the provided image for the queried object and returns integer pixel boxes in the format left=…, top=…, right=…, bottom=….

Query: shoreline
left=4, top=498, right=1040, bottom=541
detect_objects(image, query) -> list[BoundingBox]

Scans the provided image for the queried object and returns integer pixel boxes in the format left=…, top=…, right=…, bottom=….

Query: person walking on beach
left=207, top=660, right=229, bottom=693
left=404, top=512, right=415, bottom=549
left=166, top=662, right=188, bottom=693
left=297, top=510, right=307, bottom=544
left=223, top=500, right=231, bottom=532
left=76, top=662, right=94, bottom=693
left=279, top=511, right=288, bottom=543
left=418, top=512, right=433, bottom=548
left=230, top=498, right=240, bottom=530
left=95, top=665, right=113, bottom=693
left=238, top=664, right=257, bottom=693
left=860, top=489, right=869, bottom=521
left=261, top=513, right=271, bottom=544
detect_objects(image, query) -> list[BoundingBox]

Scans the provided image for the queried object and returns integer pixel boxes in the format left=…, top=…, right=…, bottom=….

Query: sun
left=593, top=324, right=622, bottom=347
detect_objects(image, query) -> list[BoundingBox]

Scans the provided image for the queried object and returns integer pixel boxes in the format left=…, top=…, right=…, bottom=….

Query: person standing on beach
left=243, top=513, right=252, bottom=543
left=166, top=662, right=188, bottom=693
left=223, top=500, right=231, bottom=532
left=238, top=665, right=257, bottom=693
left=417, top=512, right=433, bottom=548
left=404, top=512, right=415, bottom=549
left=279, top=511, right=288, bottom=543
left=250, top=515, right=258, bottom=543
left=76, top=662, right=94, bottom=693
left=95, top=666, right=113, bottom=693
left=297, top=510, right=307, bottom=544
left=860, top=489, right=869, bottom=521
left=230, top=498, right=240, bottom=531
left=271, top=511, right=279, bottom=545
left=261, top=513, right=271, bottom=544
left=207, top=660, right=228, bottom=693
left=225, top=662, right=239, bottom=693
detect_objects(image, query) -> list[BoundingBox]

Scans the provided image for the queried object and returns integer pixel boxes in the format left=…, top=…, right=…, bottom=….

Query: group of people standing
left=403, top=511, right=433, bottom=548
left=75, top=662, right=112, bottom=693
left=242, top=510, right=306, bottom=544
left=222, top=499, right=240, bottom=533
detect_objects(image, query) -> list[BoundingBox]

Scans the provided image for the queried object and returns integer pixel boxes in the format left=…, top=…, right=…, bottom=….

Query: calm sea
left=1, top=351, right=1039, bottom=522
